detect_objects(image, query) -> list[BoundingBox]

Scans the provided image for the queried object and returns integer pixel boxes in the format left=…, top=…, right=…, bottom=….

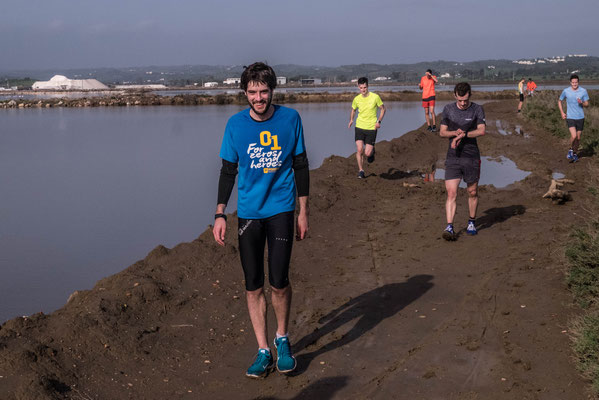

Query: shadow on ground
left=255, top=376, right=349, bottom=400
left=477, top=205, right=526, bottom=231
left=291, top=275, right=434, bottom=375
left=379, top=168, right=421, bottom=180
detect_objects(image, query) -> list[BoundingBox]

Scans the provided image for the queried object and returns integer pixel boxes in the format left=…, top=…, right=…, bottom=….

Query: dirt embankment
left=0, top=90, right=517, bottom=109
left=0, top=99, right=595, bottom=399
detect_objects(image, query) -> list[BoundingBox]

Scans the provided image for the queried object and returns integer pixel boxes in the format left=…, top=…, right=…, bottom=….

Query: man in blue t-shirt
left=213, top=62, right=309, bottom=379
left=558, top=74, right=590, bottom=163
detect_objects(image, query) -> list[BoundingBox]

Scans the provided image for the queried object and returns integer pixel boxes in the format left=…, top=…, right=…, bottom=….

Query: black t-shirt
left=441, top=102, right=486, bottom=159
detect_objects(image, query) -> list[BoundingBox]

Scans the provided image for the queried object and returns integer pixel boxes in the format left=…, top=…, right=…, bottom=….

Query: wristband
left=214, top=213, right=227, bottom=221
left=464, top=131, right=468, bottom=138
left=377, top=120, right=382, bottom=124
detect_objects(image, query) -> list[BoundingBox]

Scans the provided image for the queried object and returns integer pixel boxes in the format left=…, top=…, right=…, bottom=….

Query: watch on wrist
left=215, top=213, right=227, bottom=221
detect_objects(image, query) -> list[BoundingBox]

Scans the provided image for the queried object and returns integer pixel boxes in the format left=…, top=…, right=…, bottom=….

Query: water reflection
left=435, top=156, right=530, bottom=188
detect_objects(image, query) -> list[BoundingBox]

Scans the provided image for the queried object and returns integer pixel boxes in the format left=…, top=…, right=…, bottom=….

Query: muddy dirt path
left=0, top=99, right=593, bottom=399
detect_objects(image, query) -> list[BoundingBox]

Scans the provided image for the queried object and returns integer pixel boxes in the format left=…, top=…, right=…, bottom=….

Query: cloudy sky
left=2, top=0, right=598, bottom=70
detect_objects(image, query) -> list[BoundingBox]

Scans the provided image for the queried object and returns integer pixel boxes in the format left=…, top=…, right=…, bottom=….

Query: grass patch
left=523, top=90, right=599, bottom=156
left=566, top=165, right=599, bottom=392
left=571, top=312, right=599, bottom=392
left=566, top=222, right=599, bottom=308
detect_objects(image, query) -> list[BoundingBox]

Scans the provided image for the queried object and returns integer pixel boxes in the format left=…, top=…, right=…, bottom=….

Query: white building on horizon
left=32, top=75, right=109, bottom=90
left=204, top=82, right=218, bottom=88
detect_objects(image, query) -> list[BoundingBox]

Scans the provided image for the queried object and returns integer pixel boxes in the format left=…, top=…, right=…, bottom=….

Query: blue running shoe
left=246, top=349, right=274, bottom=378
left=358, top=170, right=365, bottom=179
left=466, top=220, right=477, bottom=235
left=274, top=336, right=297, bottom=373
left=567, top=149, right=574, bottom=160
left=442, top=224, right=456, bottom=241
left=572, top=153, right=579, bottom=163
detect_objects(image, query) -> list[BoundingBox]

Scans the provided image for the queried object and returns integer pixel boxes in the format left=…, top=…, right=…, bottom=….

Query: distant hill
left=1, top=55, right=598, bottom=88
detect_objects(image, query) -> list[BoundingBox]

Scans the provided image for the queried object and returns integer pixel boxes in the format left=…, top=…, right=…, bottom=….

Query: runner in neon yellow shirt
left=348, top=77, right=386, bottom=179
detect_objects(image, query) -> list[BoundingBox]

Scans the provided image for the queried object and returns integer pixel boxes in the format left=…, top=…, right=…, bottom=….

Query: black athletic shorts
left=444, top=158, right=481, bottom=184
left=355, top=127, right=377, bottom=146
left=238, top=211, right=294, bottom=291
left=566, top=118, right=585, bottom=131
left=519, top=93, right=524, bottom=102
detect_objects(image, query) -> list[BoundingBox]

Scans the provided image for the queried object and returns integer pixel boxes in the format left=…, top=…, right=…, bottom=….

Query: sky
left=2, top=0, right=599, bottom=71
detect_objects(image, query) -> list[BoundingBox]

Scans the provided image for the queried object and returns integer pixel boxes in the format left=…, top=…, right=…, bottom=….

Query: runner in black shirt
left=439, top=82, right=486, bottom=241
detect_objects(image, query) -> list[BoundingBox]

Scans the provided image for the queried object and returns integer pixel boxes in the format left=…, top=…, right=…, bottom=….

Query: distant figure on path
left=348, top=77, right=386, bottom=179
left=526, top=78, right=537, bottom=96
left=517, top=78, right=525, bottom=112
left=213, top=62, right=310, bottom=378
left=558, top=74, right=590, bottom=163
left=419, top=69, right=438, bottom=132
left=439, top=82, right=486, bottom=241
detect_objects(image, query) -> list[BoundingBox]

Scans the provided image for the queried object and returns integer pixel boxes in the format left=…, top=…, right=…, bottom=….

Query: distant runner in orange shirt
left=526, top=78, right=537, bottom=97
left=419, top=69, right=438, bottom=133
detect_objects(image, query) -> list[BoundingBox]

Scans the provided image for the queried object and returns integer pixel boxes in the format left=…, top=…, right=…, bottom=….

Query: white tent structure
left=32, top=75, right=109, bottom=90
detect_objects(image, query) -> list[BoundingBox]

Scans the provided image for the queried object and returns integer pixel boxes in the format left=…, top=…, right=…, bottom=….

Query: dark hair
left=528, top=78, right=532, bottom=81
left=454, top=82, right=471, bottom=97
left=240, top=62, right=277, bottom=92
left=357, top=77, right=368, bottom=85
left=570, top=74, right=579, bottom=81
left=426, top=69, right=432, bottom=74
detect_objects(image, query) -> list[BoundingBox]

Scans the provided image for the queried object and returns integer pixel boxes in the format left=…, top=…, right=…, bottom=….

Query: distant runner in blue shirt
left=213, top=62, right=309, bottom=378
left=558, top=74, right=590, bottom=163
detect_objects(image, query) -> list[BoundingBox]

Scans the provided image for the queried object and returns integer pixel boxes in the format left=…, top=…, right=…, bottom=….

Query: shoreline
left=1, top=89, right=521, bottom=109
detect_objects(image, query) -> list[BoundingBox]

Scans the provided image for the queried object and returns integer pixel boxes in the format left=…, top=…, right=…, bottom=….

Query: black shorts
left=238, top=211, right=294, bottom=291
left=519, top=93, right=524, bottom=102
left=355, top=127, right=377, bottom=146
left=444, top=158, right=481, bottom=184
left=566, top=118, right=584, bottom=131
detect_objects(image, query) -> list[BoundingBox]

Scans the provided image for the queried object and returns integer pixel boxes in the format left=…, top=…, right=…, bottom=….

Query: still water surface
left=1, top=100, right=522, bottom=322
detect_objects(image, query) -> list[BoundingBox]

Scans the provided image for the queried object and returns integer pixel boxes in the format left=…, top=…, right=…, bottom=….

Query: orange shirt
left=419, top=75, right=436, bottom=98
left=529, top=81, right=537, bottom=90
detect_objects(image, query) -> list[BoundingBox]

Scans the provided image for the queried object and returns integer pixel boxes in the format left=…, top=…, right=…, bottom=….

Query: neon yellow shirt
left=352, top=92, right=383, bottom=130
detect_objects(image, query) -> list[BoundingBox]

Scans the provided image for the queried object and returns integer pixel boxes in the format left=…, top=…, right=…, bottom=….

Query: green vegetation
left=572, top=312, right=599, bottom=392
left=523, top=90, right=599, bottom=156
left=565, top=170, right=599, bottom=391
left=3, top=56, right=599, bottom=86
left=524, top=92, right=599, bottom=392
left=0, top=77, right=36, bottom=89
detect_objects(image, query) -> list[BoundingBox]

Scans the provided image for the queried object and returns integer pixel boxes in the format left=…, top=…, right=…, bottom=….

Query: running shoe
left=442, top=224, right=456, bottom=241
left=358, top=170, right=365, bottom=179
left=567, top=149, right=574, bottom=161
left=572, top=153, right=579, bottom=163
left=274, top=336, right=297, bottom=373
left=432, top=125, right=437, bottom=132
left=246, top=349, right=274, bottom=378
left=367, top=148, right=375, bottom=163
left=427, top=126, right=432, bottom=132
left=466, top=220, right=477, bottom=235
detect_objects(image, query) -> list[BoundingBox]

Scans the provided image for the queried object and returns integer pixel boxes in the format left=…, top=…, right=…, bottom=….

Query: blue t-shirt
left=560, top=87, right=589, bottom=120
left=219, top=105, right=306, bottom=219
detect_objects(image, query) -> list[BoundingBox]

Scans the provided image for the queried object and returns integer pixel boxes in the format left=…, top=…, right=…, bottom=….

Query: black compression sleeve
left=217, top=159, right=238, bottom=205
left=293, top=152, right=309, bottom=197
